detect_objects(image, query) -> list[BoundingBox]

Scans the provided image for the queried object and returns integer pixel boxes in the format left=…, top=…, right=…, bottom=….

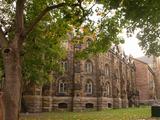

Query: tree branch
left=25, top=1, right=86, bottom=36
left=15, top=0, right=26, bottom=34
left=77, top=0, right=85, bottom=16
left=25, top=3, right=67, bottom=36
left=0, top=27, right=8, bottom=49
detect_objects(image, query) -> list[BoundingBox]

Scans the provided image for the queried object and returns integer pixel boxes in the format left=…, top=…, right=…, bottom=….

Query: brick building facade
left=22, top=37, right=139, bottom=112
left=134, top=59, right=156, bottom=105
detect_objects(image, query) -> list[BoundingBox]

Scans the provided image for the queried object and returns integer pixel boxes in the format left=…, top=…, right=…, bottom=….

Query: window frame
left=104, top=64, right=110, bottom=77
left=61, top=61, right=68, bottom=72
left=58, top=82, right=67, bottom=93
left=86, top=81, right=93, bottom=94
left=85, top=60, right=93, bottom=73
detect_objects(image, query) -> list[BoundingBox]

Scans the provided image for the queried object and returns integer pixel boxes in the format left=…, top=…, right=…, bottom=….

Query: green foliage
left=117, top=0, right=160, bottom=56
left=22, top=0, right=90, bottom=85
left=0, top=0, right=130, bottom=86
left=1, top=0, right=160, bottom=58
left=75, top=9, right=125, bottom=59
left=22, top=17, right=69, bottom=85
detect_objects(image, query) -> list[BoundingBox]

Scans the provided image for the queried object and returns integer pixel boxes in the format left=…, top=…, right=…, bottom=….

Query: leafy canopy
left=0, top=0, right=126, bottom=85
left=109, top=0, right=160, bottom=56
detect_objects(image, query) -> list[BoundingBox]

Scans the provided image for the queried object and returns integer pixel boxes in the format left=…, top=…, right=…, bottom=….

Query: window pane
left=85, top=61, right=93, bottom=73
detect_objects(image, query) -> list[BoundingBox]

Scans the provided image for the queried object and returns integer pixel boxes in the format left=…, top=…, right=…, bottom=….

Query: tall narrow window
left=106, top=82, right=110, bottom=96
left=85, top=60, right=93, bottom=73
left=107, top=52, right=110, bottom=58
left=86, top=39, right=92, bottom=47
left=115, top=69, right=119, bottom=79
left=61, top=61, right=68, bottom=71
left=86, top=81, right=93, bottom=94
left=59, top=82, right=67, bottom=93
left=104, top=64, right=110, bottom=77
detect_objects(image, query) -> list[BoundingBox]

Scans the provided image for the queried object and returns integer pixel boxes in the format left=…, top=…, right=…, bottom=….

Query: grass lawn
left=20, top=106, right=152, bottom=120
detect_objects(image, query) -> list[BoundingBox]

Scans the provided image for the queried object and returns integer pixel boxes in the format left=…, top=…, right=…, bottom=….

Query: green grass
left=20, top=106, right=152, bottom=120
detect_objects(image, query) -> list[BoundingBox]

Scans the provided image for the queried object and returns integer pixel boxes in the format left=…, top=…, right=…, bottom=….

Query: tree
left=0, top=0, right=129, bottom=120
left=22, top=14, right=68, bottom=86
left=0, top=0, right=91, bottom=120
left=108, top=0, right=160, bottom=56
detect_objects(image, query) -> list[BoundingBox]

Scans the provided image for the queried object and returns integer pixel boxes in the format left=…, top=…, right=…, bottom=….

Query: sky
left=89, top=4, right=145, bottom=58
left=120, top=30, right=145, bottom=58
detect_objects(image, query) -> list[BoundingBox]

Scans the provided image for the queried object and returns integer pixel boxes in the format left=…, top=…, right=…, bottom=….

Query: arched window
left=104, top=64, right=110, bottom=77
left=115, top=69, right=119, bottom=79
left=86, top=39, right=92, bottom=47
left=59, top=82, right=67, bottom=93
left=85, top=60, right=93, bottom=73
left=102, top=82, right=110, bottom=97
left=106, top=82, right=110, bottom=96
left=61, top=61, right=68, bottom=71
left=86, top=81, right=93, bottom=94
left=107, top=52, right=110, bottom=58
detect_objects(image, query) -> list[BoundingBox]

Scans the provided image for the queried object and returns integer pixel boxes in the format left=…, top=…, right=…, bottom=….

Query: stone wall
left=23, top=85, right=42, bottom=112
left=23, top=43, right=138, bottom=112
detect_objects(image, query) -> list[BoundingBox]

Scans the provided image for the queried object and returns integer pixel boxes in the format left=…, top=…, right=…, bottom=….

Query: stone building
left=134, top=58, right=156, bottom=105
left=22, top=37, right=139, bottom=112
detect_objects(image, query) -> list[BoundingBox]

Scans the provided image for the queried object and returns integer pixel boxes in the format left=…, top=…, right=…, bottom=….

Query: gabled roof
left=136, top=56, right=153, bottom=65
left=133, top=58, right=155, bottom=75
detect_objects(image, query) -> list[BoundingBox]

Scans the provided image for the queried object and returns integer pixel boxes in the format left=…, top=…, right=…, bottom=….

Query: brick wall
left=134, top=59, right=155, bottom=104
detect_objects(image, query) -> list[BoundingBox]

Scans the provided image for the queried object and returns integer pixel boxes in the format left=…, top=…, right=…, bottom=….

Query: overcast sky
left=120, top=30, right=145, bottom=58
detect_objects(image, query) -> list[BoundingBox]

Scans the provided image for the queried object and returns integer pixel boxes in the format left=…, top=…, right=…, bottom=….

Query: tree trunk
left=2, top=41, right=22, bottom=120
